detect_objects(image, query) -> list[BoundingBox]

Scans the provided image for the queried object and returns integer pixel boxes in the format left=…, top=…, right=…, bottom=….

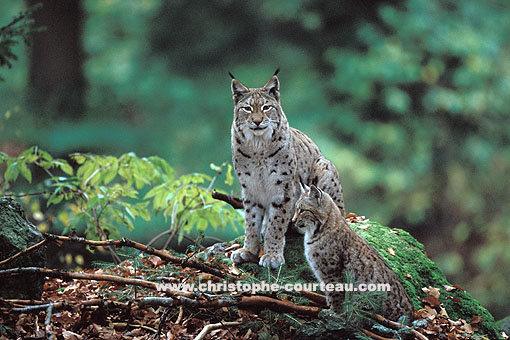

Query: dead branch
left=300, top=290, right=327, bottom=307
left=0, top=267, right=195, bottom=299
left=155, top=307, right=171, bottom=340
left=137, top=294, right=321, bottom=317
left=43, top=233, right=231, bottom=279
left=0, top=239, right=48, bottom=268
left=112, top=322, right=157, bottom=333
left=8, top=298, right=128, bottom=313
left=193, top=321, right=242, bottom=340
left=360, top=328, right=398, bottom=340
left=211, top=190, right=243, bottom=209
left=175, top=305, right=184, bottom=324
left=373, top=314, right=428, bottom=340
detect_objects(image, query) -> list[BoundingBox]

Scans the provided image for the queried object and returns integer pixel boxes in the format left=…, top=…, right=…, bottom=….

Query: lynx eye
left=262, top=105, right=272, bottom=112
left=241, top=106, right=253, bottom=112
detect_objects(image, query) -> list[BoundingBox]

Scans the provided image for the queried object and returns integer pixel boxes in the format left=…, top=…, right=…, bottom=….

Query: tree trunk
left=26, top=0, right=86, bottom=120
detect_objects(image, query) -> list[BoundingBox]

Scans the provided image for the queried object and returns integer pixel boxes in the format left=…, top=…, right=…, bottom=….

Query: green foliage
left=0, top=0, right=509, bottom=318
left=1, top=147, right=242, bottom=242
left=342, top=270, right=385, bottom=324
left=324, top=0, right=510, bottom=317
left=0, top=4, right=42, bottom=81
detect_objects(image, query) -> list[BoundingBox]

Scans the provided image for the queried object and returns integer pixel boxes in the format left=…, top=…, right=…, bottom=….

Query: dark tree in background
left=26, top=0, right=85, bottom=120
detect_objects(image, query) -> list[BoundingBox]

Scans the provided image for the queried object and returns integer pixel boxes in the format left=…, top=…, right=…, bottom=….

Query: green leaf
left=38, top=149, right=53, bottom=162
left=47, top=192, right=64, bottom=206
left=225, top=164, right=234, bottom=186
left=210, top=163, right=221, bottom=172
left=4, top=161, right=19, bottom=182
left=20, top=146, right=36, bottom=157
left=18, top=161, right=32, bottom=183
left=124, top=206, right=136, bottom=220
left=71, top=153, right=86, bottom=164
left=58, top=160, right=74, bottom=175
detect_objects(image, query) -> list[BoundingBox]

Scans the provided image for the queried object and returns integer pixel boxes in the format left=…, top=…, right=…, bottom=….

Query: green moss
left=352, top=221, right=499, bottom=338
left=0, top=197, right=47, bottom=299
left=233, top=222, right=501, bottom=339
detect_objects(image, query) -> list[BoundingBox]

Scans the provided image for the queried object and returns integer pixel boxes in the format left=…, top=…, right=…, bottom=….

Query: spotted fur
left=292, top=185, right=414, bottom=321
left=229, top=73, right=345, bottom=269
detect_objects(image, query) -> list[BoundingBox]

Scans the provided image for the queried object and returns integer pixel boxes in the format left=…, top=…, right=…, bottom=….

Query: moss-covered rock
left=233, top=221, right=500, bottom=339
left=0, top=197, right=47, bottom=299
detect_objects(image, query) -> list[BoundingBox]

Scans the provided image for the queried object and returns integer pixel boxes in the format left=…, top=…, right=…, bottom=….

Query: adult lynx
left=229, top=70, right=345, bottom=268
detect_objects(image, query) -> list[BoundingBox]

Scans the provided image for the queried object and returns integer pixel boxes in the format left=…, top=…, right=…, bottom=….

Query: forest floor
left=0, top=214, right=503, bottom=340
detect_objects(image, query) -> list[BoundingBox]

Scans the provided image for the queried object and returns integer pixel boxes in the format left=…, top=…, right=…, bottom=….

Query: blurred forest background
left=0, top=0, right=509, bottom=319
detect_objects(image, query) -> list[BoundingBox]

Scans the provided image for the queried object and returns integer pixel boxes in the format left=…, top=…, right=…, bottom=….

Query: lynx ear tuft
left=298, top=176, right=309, bottom=194
left=231, top=78, right=249, bottom=104
left=263, top=74, right=280, bottom=101
left=309, top=185, right=323, bottom=203
left=273, top=67, right=280, bottom=76
left=228, top=71, right=236, bottom=79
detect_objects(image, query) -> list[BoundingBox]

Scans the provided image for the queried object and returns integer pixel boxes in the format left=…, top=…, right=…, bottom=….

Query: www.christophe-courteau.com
left=155, top=281, right=392, bottom=294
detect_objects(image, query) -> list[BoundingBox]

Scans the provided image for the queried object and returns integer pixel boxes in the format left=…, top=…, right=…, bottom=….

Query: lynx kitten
left=292, top=185, right=414, bottom=321
left=230, top=70, right=345, bottom=269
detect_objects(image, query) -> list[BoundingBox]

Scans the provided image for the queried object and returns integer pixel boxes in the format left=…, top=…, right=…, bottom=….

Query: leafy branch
left=1, top=147, right=242, bottom=253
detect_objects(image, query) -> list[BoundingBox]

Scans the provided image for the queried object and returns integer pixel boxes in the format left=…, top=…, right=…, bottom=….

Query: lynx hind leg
left=312, top=158, right=345, bottom=216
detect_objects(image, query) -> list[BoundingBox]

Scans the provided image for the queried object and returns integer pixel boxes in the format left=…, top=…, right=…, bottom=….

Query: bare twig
left=137, top=295, right=321, bottom=317
left=155, top=307, right=171, bottom=340
left=300, top=290, right=327, bottom=307
left=43, top=233, right=232, bottom=279
left=11, top=298, right=128, bottom=313
left=0, top=267, right=195, bottom=299
left=211, top=190, right=243, bottom=209
left=0, top=239, right=47, bottom=268
left=193, top=321, right=242, bottom=340
left=113, top=322, right=158, bottom=333
left=44, top=301, right=55, bottom=340
left=3, top=191, right=51, bottom=197
left=372, top=314, right=428, bottom=340
left=360, top=328, right=397, bottom=340
left=163, top=191, right=203, bottom=249
left=175, top=306, right=184, bottom=324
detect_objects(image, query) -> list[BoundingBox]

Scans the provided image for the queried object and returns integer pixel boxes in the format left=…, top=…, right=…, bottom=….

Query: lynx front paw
left=231, top=248, right=258, bottom=264
left=259, top=253, right=285, bottom=269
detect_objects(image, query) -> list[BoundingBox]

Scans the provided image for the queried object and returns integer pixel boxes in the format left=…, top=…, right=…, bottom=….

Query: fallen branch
left=43, top=233, right=231, bottom=279
left=360, top=328, right=397, bottom=340
left=6, top=298, right=128, bottom=313
left=137, top=295, right=321, bottom=317
left=0, top=267, right=195, bottom=299
left=300, top=290, right=327, bottom=307
left=193, top=321, right=242, bottom=340
left=211, top=190, right=243, bottom=209
left=44, top=301, right=55, bottom=340
left=112, top=322, right=157, bottom=333
left=155, top=307, right=171, bottom=340
left=0, top=239, right=47, bottom=268
left=373, top=314, right=428, bottom=340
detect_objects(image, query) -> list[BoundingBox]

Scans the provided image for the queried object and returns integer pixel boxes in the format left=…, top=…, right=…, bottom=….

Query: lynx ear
left=298, top=176, right=309, bottom=194
left=262, top=74, right=280, bottom=101
left=309, top=185, right=323, bottom=203
left=231, top=78, right=249, bottom=104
